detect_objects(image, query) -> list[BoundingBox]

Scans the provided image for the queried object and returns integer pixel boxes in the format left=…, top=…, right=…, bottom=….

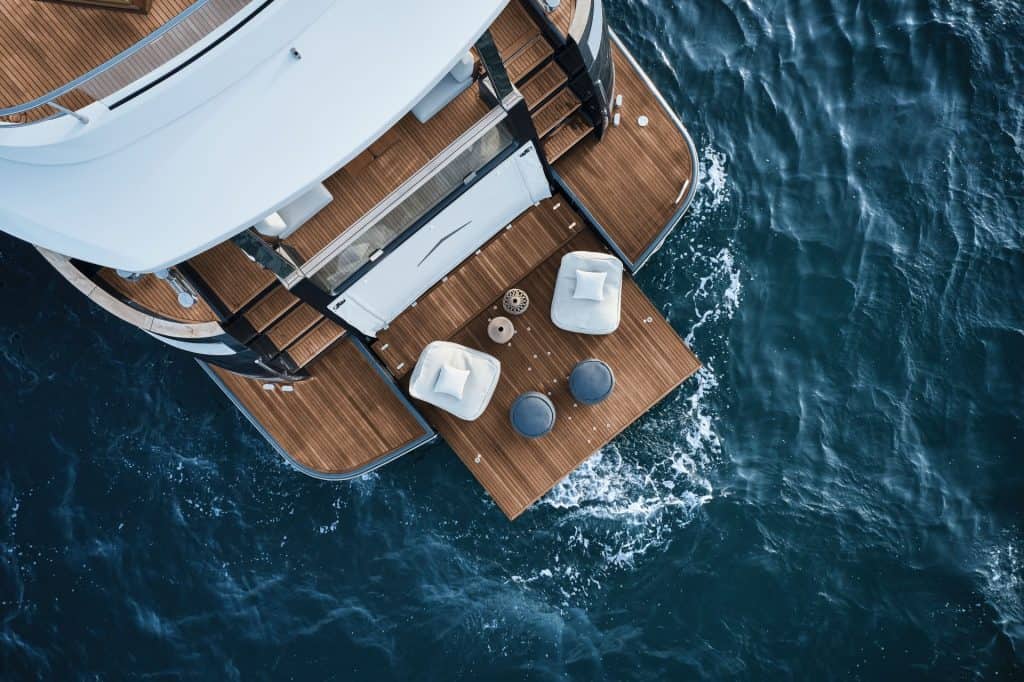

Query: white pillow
left=573, top=269, right=606, bottom=301
left=434, top=364, right=470, bottom=400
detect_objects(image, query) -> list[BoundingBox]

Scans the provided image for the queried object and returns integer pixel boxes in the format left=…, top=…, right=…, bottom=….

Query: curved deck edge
left=198, top=338, right=435, bottom=481
left=38, top=246, right=225, bottom=340
left=608, top=30, right=700, bottom=271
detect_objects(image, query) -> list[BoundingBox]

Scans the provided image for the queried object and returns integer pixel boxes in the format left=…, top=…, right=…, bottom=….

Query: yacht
left=0, top=0, right=702, bottom=519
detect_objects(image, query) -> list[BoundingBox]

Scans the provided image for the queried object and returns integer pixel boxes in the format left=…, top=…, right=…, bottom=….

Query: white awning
left=0, top=0, right=509, bottom=272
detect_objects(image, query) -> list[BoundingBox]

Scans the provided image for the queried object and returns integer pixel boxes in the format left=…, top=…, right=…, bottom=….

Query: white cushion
left=254, top=212, right=287, bottom=237
left=573, top=269, right=606, bottom=301
left=434, top=364, right=469, bottom=400
left=409, top=341, right=500, bottom=421
left=550, top=251, right=624, bottom=335
left=412, top=64, right=474, bottom=123
left=449, top=52, right=475, bottom=82
left=255, top=183, right=333, bottom=239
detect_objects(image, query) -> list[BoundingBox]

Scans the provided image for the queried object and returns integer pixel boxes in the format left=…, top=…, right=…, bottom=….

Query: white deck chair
left=409, top=341, right=500, bottom=421
left=550, top=251, right=624, bottom=335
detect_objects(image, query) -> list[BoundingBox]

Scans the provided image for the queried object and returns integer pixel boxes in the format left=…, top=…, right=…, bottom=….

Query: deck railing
left=0, top=0, right=259, bottom=126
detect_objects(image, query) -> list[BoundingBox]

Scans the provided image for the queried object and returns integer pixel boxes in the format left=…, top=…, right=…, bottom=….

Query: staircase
left=540, top=112, right=594, bottom=163
left=523, top=70, right=594, bottom=164
left=489, top=1, right=595, bottom=164
left=505, top=43, right=594, bottom=165
left=239, top=285, right=347, bottom=373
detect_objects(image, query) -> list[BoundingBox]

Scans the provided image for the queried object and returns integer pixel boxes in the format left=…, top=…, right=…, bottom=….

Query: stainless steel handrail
left=0, top=0, right=255, bottom=126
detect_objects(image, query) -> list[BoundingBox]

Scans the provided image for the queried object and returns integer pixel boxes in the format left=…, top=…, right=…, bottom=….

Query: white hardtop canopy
left=0, top=0, right=509, bottom=272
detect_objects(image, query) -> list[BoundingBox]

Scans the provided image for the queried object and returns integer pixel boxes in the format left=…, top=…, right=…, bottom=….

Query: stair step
left=506, top=35, right=553, bottom=83
left=266, top=304, right=322, bottom=350
left=520, top=61, right=567, bottom=110
left=542, top=112, right=595, bottom=163
left=532, top=87, right=582, bottom=137
left=284, top=319, right=346, bottom=369
left=244, top=286, right=300, bottom=333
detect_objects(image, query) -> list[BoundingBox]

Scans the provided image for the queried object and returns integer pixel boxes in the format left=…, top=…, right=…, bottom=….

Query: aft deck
left=373, top=195, right=584, bottom=377
left=413, top=229, right=701, bottom=519
left=553, top=40, right=697, bottom=266
left=206, top=338, right=432, bottom=477
left=0, top=0, right=197, bottom=119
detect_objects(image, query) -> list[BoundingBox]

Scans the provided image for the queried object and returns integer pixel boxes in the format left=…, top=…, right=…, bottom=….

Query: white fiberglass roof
left=0, top=0, right=508, bottom=272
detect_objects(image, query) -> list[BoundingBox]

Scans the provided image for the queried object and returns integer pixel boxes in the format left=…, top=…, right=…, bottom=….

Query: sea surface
left=1, top=0, right=1022, bottom=678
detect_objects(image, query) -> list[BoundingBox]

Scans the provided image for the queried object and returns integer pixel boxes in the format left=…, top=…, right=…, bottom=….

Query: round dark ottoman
left=569, top=359, right=615, bottom=405
left=509, top=391, right=556, bottom=439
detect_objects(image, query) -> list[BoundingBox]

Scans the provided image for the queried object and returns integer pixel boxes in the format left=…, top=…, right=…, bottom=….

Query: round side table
left=569, top=359, right=615, bottom=405
left=510, top=392, right=556, bottom=439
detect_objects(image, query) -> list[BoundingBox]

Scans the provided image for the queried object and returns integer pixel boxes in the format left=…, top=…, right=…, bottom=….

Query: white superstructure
left=0, top=0, right=507, bottom=272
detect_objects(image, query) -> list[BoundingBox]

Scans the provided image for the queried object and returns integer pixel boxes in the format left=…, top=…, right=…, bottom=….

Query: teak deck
left=210, top=339, right=428, bottom=476
left=98, top=268, right=218, bottom=324
left=555, top=42, right=695, bottom=263
left=0, top=0, right=196, bottom=117
left=187, top=240, right=275, bottom=314
left=415, top=229, right=701, bottom=519
left=373, top=195, right=583, bottom=378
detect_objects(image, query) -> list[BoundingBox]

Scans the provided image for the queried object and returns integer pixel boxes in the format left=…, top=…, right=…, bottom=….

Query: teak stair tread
left=506, top=35, right=553, bottom=84
left=520, top=61, right=567, bottom=110
left=266, top=304, right=322, bottom=350
left=489, top=0, right=543, bottom=58
left=187, top=241, right=276, bottom=314
left=244, top=286, right=300, bottom=333
left=532, top=87, right=582, bottom=137
left=543, top=112, right=594, bottom=163
left=285, top=319, right=346, bottom=369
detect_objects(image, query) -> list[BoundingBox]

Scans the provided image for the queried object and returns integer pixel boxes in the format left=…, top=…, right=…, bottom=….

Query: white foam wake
left=977, top=534, right=1023, bottom=650
left=516, top=144, right=739, bottom=596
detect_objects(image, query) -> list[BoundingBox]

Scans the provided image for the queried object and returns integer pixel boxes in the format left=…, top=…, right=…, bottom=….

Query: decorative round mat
left=502, top=288, right=530, bottom=315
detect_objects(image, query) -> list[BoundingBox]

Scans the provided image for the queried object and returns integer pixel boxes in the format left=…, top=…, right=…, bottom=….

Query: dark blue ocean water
left=2, top=0, right=1023, bottom=678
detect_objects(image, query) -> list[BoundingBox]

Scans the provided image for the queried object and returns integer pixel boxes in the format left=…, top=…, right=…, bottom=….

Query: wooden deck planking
left=416, top=230, right=701, bottom=519
left=554, top=43, right=695, bottom=263
left=373, top=196, right=583, bottom=378
left=282, top=85, right=492, bottom=262
left=0, top=0, right=196, bottom=118
left=211, top=339, right=427, bottom=475
left=265, top=304, right=321, bottom=350
left=520, top=61, right=567, bottom=110
left=547, top=0, right=576, bottom=38
left=187, top=240, right=275, bottom=314
left=532, top=86, right=581, bottom=136
left=284, top=318, right=346, bottom=369
left=98, top=268, right=218, bottom=323
left=243, top=286, right=299, bottom=333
